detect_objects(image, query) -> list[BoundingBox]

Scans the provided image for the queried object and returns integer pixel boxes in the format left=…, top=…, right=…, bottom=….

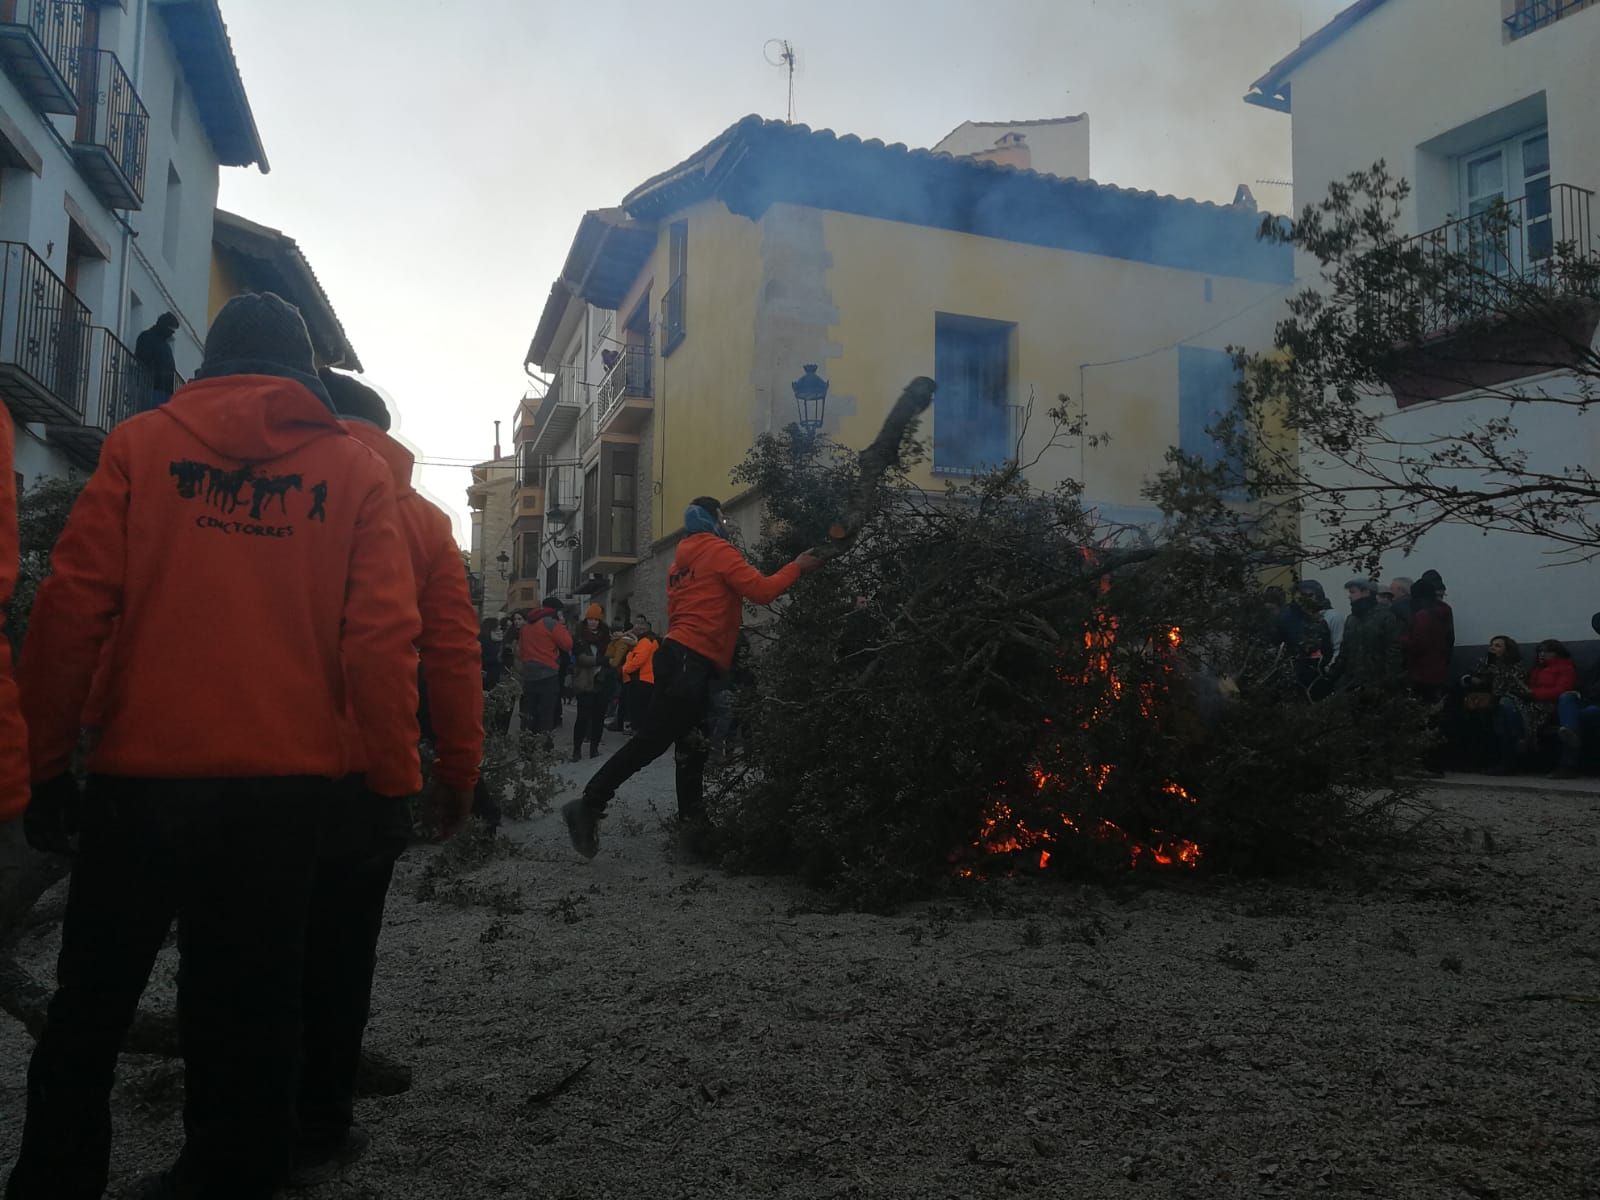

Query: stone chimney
left=970, top=131, right=1033, bottom=171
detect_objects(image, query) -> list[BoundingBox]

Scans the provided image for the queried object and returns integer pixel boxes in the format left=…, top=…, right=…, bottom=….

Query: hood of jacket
left=157, top=375, right=345, bottom=466
left=341, top=419, right=416, bottom=495
left=527, top=605, right=559, bottom=624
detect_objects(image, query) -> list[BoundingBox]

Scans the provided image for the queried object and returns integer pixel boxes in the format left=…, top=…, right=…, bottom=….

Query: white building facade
left=1247, top=0, right=1600, bottom=646
left=0, top=0, right=265, bottom=486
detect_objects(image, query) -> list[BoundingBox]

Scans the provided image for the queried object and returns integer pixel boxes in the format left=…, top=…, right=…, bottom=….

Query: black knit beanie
left=320, top=369, right=392, bottom=431
left=200, top=293, right=315, bottom=375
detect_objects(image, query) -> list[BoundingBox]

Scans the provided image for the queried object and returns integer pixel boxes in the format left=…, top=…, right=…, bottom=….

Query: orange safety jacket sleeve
left=17, top=439, right=131, bottom=782
left=343, top=477, right=424, bottom=798
left=417, top=525, right=484, bottom=790
left=0, top=408, right=27, bottom=818
left=711, top=540, right=801, bottom=605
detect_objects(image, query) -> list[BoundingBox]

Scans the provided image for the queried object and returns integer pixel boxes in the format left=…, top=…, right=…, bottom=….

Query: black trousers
left=521, top=674, right=560, bottom=734
left=583, top=640, right=714, bottom=819
left=626, top=681, right=655, bottom=730
left=5, top=777, right=327, bottom=1200
left=297, top=784, right=410, bottom=1158
left=573, top=692, right=606, bottom=753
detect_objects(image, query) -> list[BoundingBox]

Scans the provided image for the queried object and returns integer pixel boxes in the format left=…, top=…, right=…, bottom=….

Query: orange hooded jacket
left=666, top=534, right=801, bottom=671
left=622, top=635, right=657, bottom=685
left=518, top=606, right=572, bottom=673
left=0, top=408, right=27, bottom=820
left=342, top=419, right=483, bottom=791
left=18, top=376, right=423, bottom=798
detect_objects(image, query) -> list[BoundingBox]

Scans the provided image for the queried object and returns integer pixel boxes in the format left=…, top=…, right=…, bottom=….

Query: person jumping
left=560, top=498, right=820, bottom=857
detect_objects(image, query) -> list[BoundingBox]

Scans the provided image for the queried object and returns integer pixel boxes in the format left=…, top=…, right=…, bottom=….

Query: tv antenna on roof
left=764, top=39, right=796, bottom=124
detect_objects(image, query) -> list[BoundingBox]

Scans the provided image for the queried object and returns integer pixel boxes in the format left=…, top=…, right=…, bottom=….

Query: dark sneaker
left=590, top=745, right=602, bottom=759
left=561, top=796, right=603, bottom=858
left=288, top=1125, right=372, bottom=1188
left=570, top=748, right=583, bottom=763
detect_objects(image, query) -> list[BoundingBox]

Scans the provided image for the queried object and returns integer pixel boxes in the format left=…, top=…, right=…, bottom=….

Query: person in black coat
left=133, top=312, right=180, bottom=411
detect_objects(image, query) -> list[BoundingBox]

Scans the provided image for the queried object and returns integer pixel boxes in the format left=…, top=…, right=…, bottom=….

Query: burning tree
left=706, top=394, right=1425, bottom=911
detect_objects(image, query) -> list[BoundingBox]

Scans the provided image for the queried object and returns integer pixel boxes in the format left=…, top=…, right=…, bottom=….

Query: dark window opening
left=1178, top=345, right=1245, bottom=487
left=933, top=313, right=1014, bottom=475
left=663, top=220, right=687, bottom=355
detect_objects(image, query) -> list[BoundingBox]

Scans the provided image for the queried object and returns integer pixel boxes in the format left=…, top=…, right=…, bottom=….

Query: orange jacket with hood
left=666, top=533, right=801, bottom=671
left=343, top=419, right=483, bottom=791
left=0, top=407, right=26, bottom=820
left=17, top=375, right=423, bottom=797
left=622, top=634, right=657, bottom=685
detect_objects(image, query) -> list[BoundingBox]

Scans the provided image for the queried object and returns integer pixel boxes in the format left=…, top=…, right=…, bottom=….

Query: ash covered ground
left=2, top=751, right=1595, bottom=1200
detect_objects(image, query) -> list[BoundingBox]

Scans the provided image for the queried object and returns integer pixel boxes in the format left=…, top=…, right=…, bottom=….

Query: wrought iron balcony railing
left=94, top=325, right=147, bottom=434
left=73, top=48, right=149, bottom=209
left=0, top=0, right=85, bottom=113
left=0, top=240, right=89, bottom=423
left=1504, top=0, right=1595, bottom=37
left=1389, top=183, right=1597, bottom=339
left=544, top=461, right=580, bottom=518
left=595, top=345, right=652, bottom=417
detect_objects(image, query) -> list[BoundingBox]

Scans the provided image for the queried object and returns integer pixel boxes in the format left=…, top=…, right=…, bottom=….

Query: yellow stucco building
left=207, top=209, right=360, bottom=370
left=526, top=116, right=1293, bottom=623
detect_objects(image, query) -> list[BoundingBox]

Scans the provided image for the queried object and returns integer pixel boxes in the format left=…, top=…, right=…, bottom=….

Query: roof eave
left=153, top=0, right=269, bottom=172
left=526, top=280, right=573, bottom=369
left=212, top=210, right=359, bottom=369
left=1242, top=0, right=1389, bottom=118
left=1243, top=87, right=1291, bottom=114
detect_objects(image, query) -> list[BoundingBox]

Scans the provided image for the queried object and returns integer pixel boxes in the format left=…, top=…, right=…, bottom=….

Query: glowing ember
left=958, top=615, right=1203, bottom=880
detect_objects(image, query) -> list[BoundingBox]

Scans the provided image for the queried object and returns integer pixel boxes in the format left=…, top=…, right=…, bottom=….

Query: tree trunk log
left=816, top=376, right=936, bottom=561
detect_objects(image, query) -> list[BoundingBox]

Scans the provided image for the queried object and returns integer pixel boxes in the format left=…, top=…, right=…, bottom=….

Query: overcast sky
left=215, top=0, right=1349, bottom=539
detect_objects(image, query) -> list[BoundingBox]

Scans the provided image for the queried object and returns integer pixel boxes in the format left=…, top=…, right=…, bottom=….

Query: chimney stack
left=493, top=419, right=501, bottom=461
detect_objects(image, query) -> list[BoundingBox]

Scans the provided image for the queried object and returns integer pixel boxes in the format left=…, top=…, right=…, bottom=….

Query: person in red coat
left=1400, top=578, right=1454, bottom=700
left=1529, top=638, right=1581, bottom=778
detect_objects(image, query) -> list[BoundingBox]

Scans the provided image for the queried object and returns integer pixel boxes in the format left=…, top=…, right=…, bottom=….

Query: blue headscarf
left=685, top=504, right=721, bottom=536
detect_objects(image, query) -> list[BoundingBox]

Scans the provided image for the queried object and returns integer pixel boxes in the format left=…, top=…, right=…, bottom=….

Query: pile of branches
left=707, top=401, right=1426, bottom=911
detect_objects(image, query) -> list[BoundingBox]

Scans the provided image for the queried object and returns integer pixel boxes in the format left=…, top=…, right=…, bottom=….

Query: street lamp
left=791, top=364, right=829, bottom=439
left=495, top=550, right=510, bottom=581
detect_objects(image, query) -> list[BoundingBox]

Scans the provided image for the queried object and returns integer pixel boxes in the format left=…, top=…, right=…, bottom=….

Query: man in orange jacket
left=0, top=406, right=25, bottom=826
left=288, top=371, right=485, bottom=1183
left=5, top=294, right=421, bottom=1200
left=563, top=497, right=820, bottom=857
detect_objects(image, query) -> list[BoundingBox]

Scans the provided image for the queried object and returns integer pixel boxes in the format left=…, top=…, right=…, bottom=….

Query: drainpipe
left=112, top=0, right=151, bottom=341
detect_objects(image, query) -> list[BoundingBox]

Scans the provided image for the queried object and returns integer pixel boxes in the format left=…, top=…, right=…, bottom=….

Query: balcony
left=592, top=345, right=653, bottom=438
left=1379, top=184, right=1600, bottom=403
left=0, top=240, right=89, bottom=425
left=544, top=462, right=580, bottom=521
left=72, top=49, right=148, bottom=210
left=1389, top=184, right=1596, bottom=339
left=1504, top=0, right=1596, bottom=38
left=520, top=376, right=583, bottom=460
left=0, top=0, right=84, bottom=114
left=48, top=326, right=145, bottom=465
